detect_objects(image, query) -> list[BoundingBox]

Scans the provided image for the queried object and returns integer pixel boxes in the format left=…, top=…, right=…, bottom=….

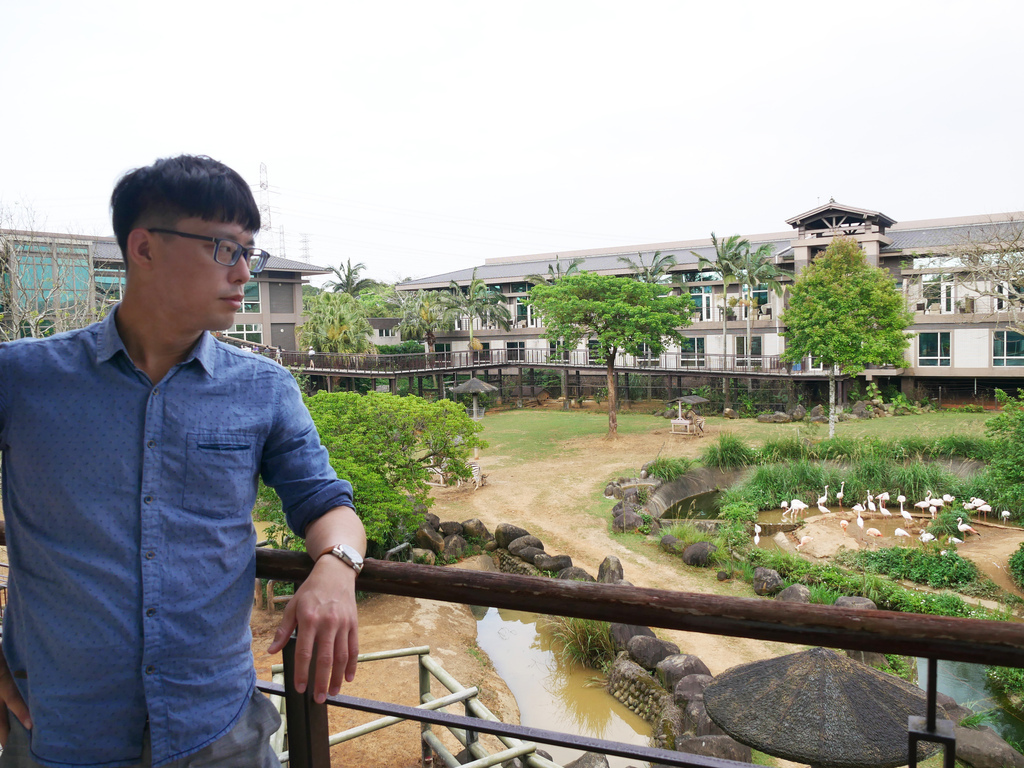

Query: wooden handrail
left=253, top=547, right=1024, bottom=668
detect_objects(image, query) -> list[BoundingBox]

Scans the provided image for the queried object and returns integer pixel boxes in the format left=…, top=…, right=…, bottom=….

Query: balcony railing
left=255, top=546, right=1024, bottom=768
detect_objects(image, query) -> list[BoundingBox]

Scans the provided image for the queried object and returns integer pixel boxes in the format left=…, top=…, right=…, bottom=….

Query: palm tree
left=299, top=292, right=373, bottom=353
left=617, top=250, right=677, bottom=283
left=526, top=257, right=585, bottom=286
left=325, top=258, right=379, bottom=296
left=694, top=233, right=746, bottom=359
left=398, top=290, right=452, bottom=353
left=734, top=242, right=785, bottom=375
left=441, top=270, right=511, bottom=351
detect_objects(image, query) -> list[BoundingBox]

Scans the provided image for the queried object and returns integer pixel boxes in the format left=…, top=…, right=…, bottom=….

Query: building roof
left=262, top=255, right=330, bottom=274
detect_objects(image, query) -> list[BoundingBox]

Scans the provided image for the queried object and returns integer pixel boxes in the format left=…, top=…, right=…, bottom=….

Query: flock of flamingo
left=763, top=481, right=1008, bottom=551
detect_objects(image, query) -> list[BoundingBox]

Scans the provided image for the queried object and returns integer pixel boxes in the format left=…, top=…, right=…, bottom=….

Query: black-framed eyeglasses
left=147, top=228, right=271, bottom=274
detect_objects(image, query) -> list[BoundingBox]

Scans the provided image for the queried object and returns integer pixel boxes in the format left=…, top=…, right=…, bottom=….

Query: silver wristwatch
left=328, top=543, right=364, bottom=575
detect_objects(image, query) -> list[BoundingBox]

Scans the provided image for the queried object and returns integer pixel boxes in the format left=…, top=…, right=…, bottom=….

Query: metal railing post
left=283, top=634, right=331, bottom=768
left=419, top=650, right=434, bottom=767
left=907, top=658, right=956, bottom=768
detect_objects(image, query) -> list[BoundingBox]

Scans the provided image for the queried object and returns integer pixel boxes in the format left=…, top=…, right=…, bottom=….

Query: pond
left=474, top=606, right=650, bottom=768
left=922, top=659, right=1024, bottom=745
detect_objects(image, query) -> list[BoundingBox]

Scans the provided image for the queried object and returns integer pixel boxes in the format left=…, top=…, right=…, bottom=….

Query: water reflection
left=475, top=607, right=650, bottom=768
left=919, top=659, right=1024, bottom=744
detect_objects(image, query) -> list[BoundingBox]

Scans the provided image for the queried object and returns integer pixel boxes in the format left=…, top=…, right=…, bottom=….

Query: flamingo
left=894, top=528, right=911, bottom=538
left=947, top=535, right=964, bottom=545
left=865, top=527, right=883, bottom=537
left=942, top=493, right=955, bottom=504
left=879, top=505, right=893, bottom=520
left=1001, top=510, right=1012, bottom=523
left=963, top=499, right=977, bottom=511
left=866, top=490, right=877, bottom=515
left=899, top=500, right=914, bottom=527
left=836, top=482, right=845, bottom=509
left=818, top=502, right=830, bottom=515
left=839, top=519, right=849, bottom=534
left=956, top=517, right=981, bottom=537
left=920, top=532, right=936, bottom=543
left=789, top=499, right=809, bottom=518
left=780, top=501, right=789, bottom=520
left=754, top=531, right=760, bottom=546
left=877, top=491, right=890, bottom=510
left=976, top=503, right=992, bottom=520
left=817, top=486, right=829, bottom=507
left=796, top=535, right=813, bottom=550
left=856, top=511, right=865, bottom=531
left=754, top=523, right=762, bottom=535
left=915, top=491, right=933, bottom=511
left=852, top=502, right=866, bottom=516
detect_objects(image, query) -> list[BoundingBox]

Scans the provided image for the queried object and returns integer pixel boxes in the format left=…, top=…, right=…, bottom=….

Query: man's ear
left=125, top=228, right=156, bottom=270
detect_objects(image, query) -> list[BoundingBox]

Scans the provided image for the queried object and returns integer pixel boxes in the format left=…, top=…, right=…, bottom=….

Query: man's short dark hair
left=110, top=155, right=261, bottom=258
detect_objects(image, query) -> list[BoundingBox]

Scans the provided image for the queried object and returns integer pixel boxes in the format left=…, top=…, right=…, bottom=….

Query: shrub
left=701, top=433, right=757, bottom=469
left=1009, top=543, right=1024, bottom=591
left=855, top=547, right=980, bottom=590
left=646, top=457, right=694, bottom=482
left=988, top=666, right=1024, bottom=710
left=542, top=616, right=616, bottom=671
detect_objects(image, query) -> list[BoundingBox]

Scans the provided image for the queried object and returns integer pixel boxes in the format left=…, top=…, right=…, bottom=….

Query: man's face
left=146, top=217, right=253, bottom=334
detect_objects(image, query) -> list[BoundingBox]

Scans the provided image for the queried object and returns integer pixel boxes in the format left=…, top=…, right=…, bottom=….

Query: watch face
left=341, top=544, right=363, bottom=564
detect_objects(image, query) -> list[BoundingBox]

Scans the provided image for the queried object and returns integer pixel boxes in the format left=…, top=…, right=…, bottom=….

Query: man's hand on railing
left=267, top=554, right=359, bottom=704
left=0, top=647, right=31, bottom=746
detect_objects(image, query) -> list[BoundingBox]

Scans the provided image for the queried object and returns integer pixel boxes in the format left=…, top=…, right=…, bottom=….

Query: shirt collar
left=95, top=305, right=217, bottom=377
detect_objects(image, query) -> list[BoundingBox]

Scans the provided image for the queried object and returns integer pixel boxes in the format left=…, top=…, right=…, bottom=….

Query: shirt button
left=147, top=440, right=156, bottom=448
left=145, top=551, right=156, bottom=560
left=151, top=388, right=159, bottom=397
left=146, top=608, right=156, bottom=617
left=144, top=496, right=153, bottom=504
left=145, top=665, right=156, bottom=675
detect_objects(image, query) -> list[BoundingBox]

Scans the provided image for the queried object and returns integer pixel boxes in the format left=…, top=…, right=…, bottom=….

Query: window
left=433, top=343, right=451, bottom=354
left=227, top=323, right=262, bottom=343
left=744, top=284, right=769, bottom=315
left=918, top=332, right=950, bottom=366
left=378, top=326, right=395, bottom=337
left=241, top=281, right=260, bottom=313
left=636, top=343, right=659, bottom=364
left=548, top=341, right=568, bottom=361
left=516, top=301, right=529, bottom=324
left=677, top=270, right=721, bottom=283
left=690, top=286, right=714, bottom=322
left=507, top=341, right=525, bottom=362
left=993, top=331, right=1024, bottom=366
left=679, top=337, right=705, bottom=366
left=736, top=336, right=762, bottom=367
left=922, top=274, right=954, bottom=314
left=587, top=339, right=601, bottom=364
left=510, top=282, right=529, bottom=294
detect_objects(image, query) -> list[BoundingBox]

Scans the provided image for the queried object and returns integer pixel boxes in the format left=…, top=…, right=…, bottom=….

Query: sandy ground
left=253, top=409, right=1024, bottom=766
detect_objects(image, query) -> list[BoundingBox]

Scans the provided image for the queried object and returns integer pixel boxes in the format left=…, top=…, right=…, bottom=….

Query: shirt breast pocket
left=182, top=432, right=257, bottom=518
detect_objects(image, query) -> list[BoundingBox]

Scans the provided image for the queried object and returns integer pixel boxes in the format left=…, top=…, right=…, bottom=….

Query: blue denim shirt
left=0, top=309, right=354, bottom=767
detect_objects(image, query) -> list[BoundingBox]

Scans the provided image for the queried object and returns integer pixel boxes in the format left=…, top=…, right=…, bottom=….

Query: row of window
left=919, top=330, right=1024, bottom=367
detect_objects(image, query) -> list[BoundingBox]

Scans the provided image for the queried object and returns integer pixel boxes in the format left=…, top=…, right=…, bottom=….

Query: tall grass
left=701, top=434, right=757, bottom=469
left=542, top=616, right=617, bottom=671
left=646, top=457, right=694, bottom=482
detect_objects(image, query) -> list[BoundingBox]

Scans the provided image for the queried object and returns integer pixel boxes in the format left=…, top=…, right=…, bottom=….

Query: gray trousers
left=0, top=688, right=281, bottom=768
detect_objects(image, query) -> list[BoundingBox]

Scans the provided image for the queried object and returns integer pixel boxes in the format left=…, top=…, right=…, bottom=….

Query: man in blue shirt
left=0, top=155, right=366, bottom=766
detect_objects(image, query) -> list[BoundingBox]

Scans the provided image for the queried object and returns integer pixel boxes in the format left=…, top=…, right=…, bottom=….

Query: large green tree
left=780, top=237, right=914, bottom=437
left=441, top=269, right=511, bottom=351
left=298, top=291, right=373, bottom=353
left=693, top=233, right=746, bottom=404
left=617, top=250, right=677, bottom=284
left=733, top=241, right=785, bottom=378
left=325, top=258, right=380, bottom=296
left=528, top=272, right=693, bottom=436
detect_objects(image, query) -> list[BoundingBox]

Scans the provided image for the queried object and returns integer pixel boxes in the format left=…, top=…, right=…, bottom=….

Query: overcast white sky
left=2, top=1, right=1022, bottom=284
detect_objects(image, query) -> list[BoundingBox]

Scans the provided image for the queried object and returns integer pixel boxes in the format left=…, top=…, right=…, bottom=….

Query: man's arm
left=0, top=647, right=32, bottom=744
left=267, top=505, right=366, bottom=704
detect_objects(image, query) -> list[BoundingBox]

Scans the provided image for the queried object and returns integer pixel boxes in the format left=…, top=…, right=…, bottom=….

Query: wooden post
left=283, top=635, right=330, bottom=768
left=516, top=367, right=523, bottom=408
left=417, top=376, right=423, bottom=397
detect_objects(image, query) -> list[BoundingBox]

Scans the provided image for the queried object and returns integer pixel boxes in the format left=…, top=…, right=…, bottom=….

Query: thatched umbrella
left=668, top=395, right=710, bottom=419
left=451, top=376, right=498, bottom=419
left=703, top=647, right=942, bottom=768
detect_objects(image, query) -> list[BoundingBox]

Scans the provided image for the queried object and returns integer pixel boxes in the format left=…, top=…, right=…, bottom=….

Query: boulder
left=684, top=698, right=726, bottom=737
left=834, top=595, right=878, bottom=610
left=776, top=584, right=811, bottom=603
left=414, top=525, right=445, bottom=555
left=534, top=553, right=572, bottom=572
left=613, top=510, right=644, bottom=533
left=598, top=556, right=624, bottom=583
left=494, top=523, right=531, bottom=549
left=656, top=654, right=712, bottom=691
left=442, top=534, right=469, bottom=560
left=851, top=400, right=869, bottom=418
left=508, top=535, right=545, bottom=557
left=484, top=540, right=499, bottom=552
left=557, top=566, right=596, bottom=582
left=424, top=512, right=441, bottom=530
left=756, top=413, right=773, bottom=423
left=789, top=403, right=806, bottom=421
left=610, top=623, right=656, bottom=652
left=660, top=735, right=751, bottom=764
left=955, top=725, right=1024, bottom=768
left=612, top=500, right=640, bottom=517
left=752, top=566, right=784, bottom=595
left=461, top=518, right=492, bottom=542
left=563, top=752, right=610, bottom=768
left=770, top=411, right=793, bottom=423
left=810, top=404, right=824, bottom=418
left=673, top=673, right=713, bottom=708
left=723, top=408, right=738, bottom=419
left=660, top=535, right=685, bottom=555
left=438, top=521, right=464, bottom=537
left=515, top=546, right=545, bottom=565
left=626, top=635, right=680, bottom=670
left=411, top=548, right=435, bottom=565
left=938, top=692, right=974, bottom=725
left=603, top=483, right=618, bottom=499
left=682, top=542, right=717, bottom=567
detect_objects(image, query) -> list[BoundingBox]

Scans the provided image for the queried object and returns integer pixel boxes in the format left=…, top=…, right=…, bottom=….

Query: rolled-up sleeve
left=261, top=371, right=354, bottom=536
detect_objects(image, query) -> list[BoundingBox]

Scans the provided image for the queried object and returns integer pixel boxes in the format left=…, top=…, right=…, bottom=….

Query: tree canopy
left=325, top=258, right=380, bottom=296
left=298, top=291, right=373, bottom=353
left=528, top=272, right=693, bottom=435
left=617, top=250, right=677, bottom=284
left=441, top=270, right=510, bottom=350
left=780, top=237, right=913, bottom=436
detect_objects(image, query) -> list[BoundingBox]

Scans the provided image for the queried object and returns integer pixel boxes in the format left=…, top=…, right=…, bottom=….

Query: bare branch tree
left=0, top=204, right=111, bottom=341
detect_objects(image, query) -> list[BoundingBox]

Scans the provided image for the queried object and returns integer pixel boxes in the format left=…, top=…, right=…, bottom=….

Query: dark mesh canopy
left=704, top=648, right=942, bottom=768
